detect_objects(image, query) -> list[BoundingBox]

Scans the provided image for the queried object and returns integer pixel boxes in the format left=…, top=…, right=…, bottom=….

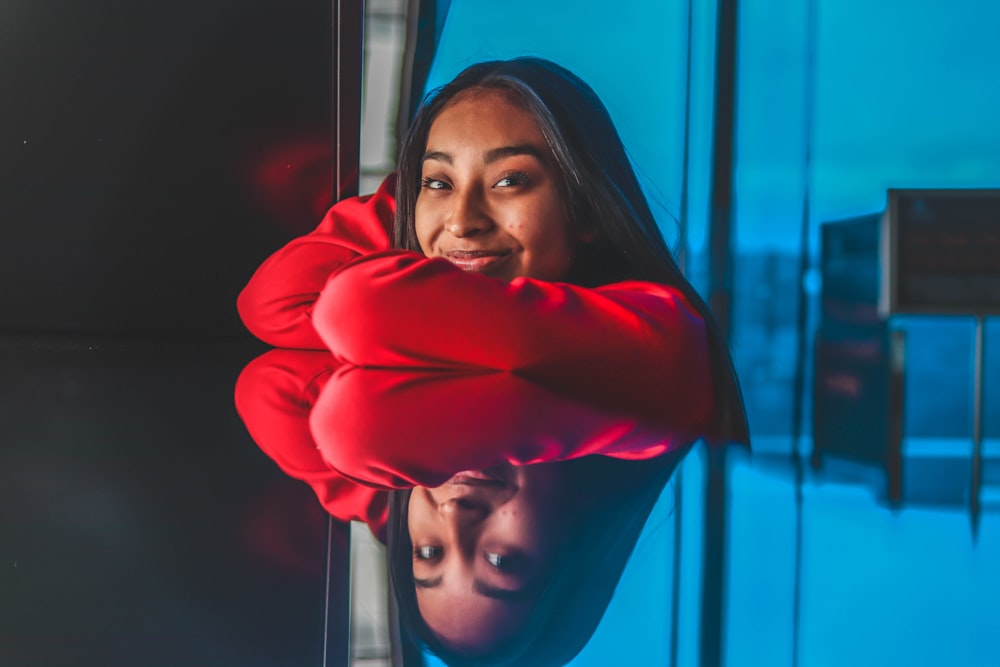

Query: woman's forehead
left=442, top=84, right=526, bottom=112
left=418, top=585, right=531, bottom=655
left=424, top=89, right=550, bottom=159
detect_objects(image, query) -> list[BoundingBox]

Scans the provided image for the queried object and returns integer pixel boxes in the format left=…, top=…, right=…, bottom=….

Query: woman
left=237, top=56, right=747, bottom=663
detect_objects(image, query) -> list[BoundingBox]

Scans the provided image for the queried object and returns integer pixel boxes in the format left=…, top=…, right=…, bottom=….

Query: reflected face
left=408, top=463, right=569, bottom=654
left=415, top=88, right=589, bottom=282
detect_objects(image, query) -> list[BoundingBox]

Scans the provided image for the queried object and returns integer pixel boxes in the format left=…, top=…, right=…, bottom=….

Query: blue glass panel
left=731, top=0, right=1000, bottom=437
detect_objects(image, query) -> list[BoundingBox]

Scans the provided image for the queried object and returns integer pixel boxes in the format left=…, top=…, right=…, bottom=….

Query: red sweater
left=236, top=176, right=716, bottom=534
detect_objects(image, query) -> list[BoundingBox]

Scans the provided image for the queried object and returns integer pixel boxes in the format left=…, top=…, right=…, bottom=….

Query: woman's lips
left=433, top=467, right=519, bottom=503
left=444, top=249, right=512, bottom=273
left=447, top=474, right=507, bottom=487
left=446, top=467, right=512, bottom=487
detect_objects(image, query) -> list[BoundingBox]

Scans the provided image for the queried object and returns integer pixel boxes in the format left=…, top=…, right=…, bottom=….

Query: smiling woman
left=413, top=88, right=585, bottom=282
left=237, top=56, right=748, bottom=665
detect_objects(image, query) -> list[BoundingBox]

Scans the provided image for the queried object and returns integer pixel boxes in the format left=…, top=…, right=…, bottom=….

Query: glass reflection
left=235, top=348, right=690, bottom=665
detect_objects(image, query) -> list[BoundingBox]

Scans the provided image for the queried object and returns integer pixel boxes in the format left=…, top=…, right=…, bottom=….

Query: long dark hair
left=388, top=56, right=749, bottom=664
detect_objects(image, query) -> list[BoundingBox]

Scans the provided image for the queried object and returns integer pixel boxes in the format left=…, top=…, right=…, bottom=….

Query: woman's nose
left=438, top=498, right=488, bottom=556
left=438, top=497, right=489, bottom=526
left=446, top=190, right=493, bottom=237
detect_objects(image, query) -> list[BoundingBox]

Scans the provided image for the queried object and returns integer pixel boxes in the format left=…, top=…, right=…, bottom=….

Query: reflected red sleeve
left=312, top=252, right=715, bottom=430
left=234, top=349, right=389, bottom=541
left=237, top=174, right=396, bottom=348
left=310, top=368, right=693, bottom=489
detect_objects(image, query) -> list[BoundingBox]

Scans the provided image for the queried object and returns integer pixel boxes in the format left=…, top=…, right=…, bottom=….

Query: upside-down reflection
left=235, top=348, right=692, bottom=665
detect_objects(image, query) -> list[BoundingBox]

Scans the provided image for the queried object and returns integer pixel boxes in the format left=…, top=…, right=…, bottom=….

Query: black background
left=0, top=0, right=335, bottom=336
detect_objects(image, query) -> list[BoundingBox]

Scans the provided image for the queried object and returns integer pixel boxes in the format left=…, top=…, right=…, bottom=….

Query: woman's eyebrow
left=473, top=578, right=534, bottom=601
left=411, top=576, right=533, bottom=601
left=413, top=575, right=443, bottom=589
left=422, top=150, right=451, bottom=164
left=422, top=145, right=544, bottom=166
left=483, top=144, right=543, bottom=164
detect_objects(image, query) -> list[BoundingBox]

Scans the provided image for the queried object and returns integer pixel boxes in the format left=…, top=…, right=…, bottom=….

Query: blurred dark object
left=880, top=189, right=999, bottom=528
left=882, top=189, right=1000, bottom=316
left=812, top=215, right=905, bottom=502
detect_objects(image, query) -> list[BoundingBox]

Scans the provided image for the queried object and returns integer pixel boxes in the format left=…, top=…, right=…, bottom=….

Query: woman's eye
left=414, top=545, right=442, bottom=560
left=421, top=177, right=448, bottom=190
left=485, top=551, right=526, bottom=573
left=494, top=172, right=529, bottom=188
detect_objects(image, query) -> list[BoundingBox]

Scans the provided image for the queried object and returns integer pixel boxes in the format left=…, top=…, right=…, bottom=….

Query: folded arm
left=311, top=366, right=696, bottom=489
left=313, top=251, right=715, bottom=429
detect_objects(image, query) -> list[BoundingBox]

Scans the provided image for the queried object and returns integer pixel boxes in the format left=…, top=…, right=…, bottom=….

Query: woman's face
left=414, top=88, right=589, bottom=282
left=407, top=463, right=569, bottom=654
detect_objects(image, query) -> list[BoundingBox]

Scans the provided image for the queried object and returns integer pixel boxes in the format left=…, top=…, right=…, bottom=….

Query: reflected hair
left=393, top=56, right=748, bottom=445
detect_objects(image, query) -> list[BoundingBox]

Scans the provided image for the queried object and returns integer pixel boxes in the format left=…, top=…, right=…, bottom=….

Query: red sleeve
left=236, top=174, right=396, bottom=349
left=234, top=349, right=389, bottom=541
left=310, top=367, right=690, bottom=489
left=312, top=251, right=715, bottom=430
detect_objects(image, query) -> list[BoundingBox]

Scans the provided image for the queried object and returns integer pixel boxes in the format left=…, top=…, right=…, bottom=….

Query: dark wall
left=1, top=0, right=334, bottom=336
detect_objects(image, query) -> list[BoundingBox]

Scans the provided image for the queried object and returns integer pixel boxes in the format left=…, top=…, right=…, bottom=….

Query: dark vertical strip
left=701, top=445, right=728, bottom=667
left=670, top=469, right=684, bottom=667
left=971, top=315, right=985, bottom=541
left=790, top=0, right=817, bottom=664
left=323, top=517, right=354, bottom=667
left=326, top=1, right=364, bottom=664
left=887, top=328, right=906, bottom=505
left=678, top=0, right=695, bottom=274
left=388, top=574, right=403, bottom=667
left=791, top=0, right=818, bottom=454
left=333, top=0, right=364, bottom=201
left=397, top=0, right=423, bottom=137
left=398, top=0, right=445, bottom=137
left=706, top=0, right=737, bottom=340
left=791, top=420, right=805, bottom=667
left=702, top=0, right=739, bottom=665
